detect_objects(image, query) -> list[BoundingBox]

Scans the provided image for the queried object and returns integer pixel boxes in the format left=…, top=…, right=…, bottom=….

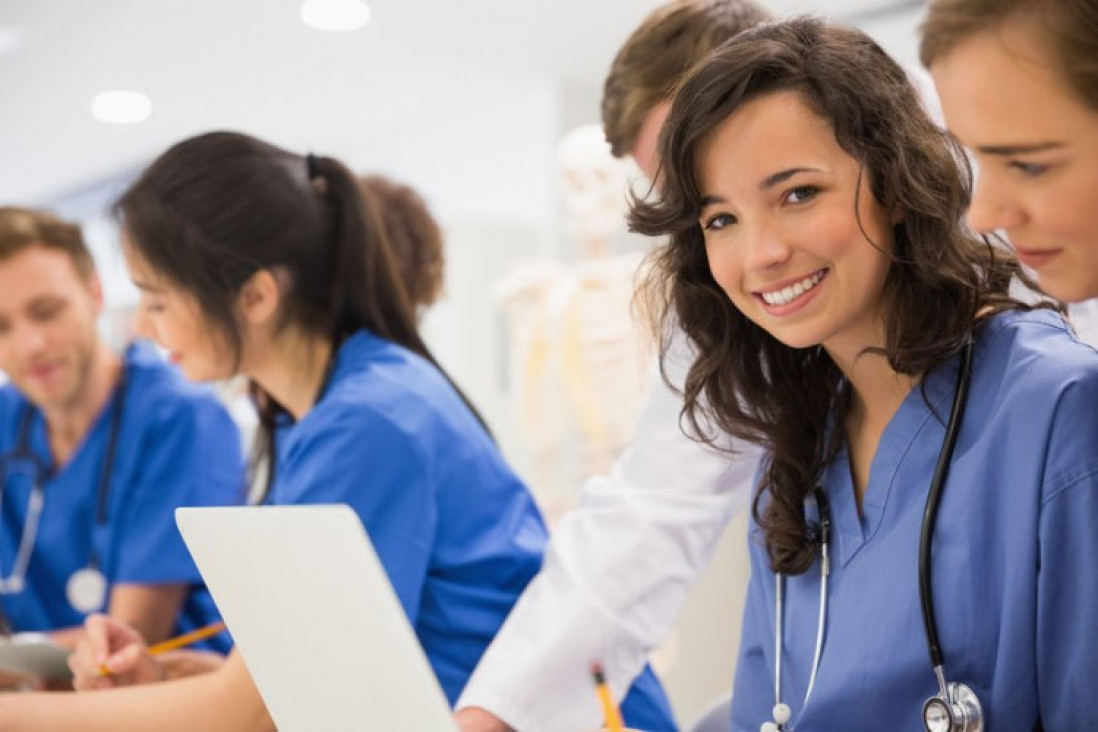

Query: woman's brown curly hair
left=630, top=16, right=1049, bottom=574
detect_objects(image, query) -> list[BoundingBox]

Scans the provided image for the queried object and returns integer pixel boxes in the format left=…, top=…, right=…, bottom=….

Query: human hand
left=454, top=706, right=515, bottom=732
left=68, top=614, right=166, bottom=691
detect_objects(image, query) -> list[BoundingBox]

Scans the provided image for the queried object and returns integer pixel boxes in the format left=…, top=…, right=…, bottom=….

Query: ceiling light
left=90, top=90, right=152, bottom=125
left=300, top=0, right=371, bottom=32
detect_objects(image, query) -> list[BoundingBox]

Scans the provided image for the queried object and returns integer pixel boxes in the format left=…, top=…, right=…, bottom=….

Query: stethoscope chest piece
left=66, top=566, right=108, bottom=614
left=0, top=352, right=131, bottom=614
left=923, top=681, right=983, bottom=732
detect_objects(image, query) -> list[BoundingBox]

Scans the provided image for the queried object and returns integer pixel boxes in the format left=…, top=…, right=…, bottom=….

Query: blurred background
left=0, top=0, right=927, bottom=468
left=0, top=0, right=926, bottom=723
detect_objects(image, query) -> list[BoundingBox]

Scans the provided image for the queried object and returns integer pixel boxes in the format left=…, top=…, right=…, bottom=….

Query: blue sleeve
left=1037, top=471, right=1098, bottom=730
left=1032, top=367, right=1098, bottom=730
left=731, top=523, right=774, bottom=732
left=278, top=407, right=438, bottom=621
left=111, top=396, right=245, bottom=584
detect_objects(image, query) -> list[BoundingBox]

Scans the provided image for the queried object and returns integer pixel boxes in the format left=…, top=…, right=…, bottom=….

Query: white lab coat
left=457, top=333, right=761, bottom=731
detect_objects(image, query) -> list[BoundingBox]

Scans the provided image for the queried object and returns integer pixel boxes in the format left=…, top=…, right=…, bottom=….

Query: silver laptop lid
left=176, top=504, right=457, bottom=732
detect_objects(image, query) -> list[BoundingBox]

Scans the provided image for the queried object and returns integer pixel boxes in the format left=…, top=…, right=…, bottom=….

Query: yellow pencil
left=97, top=620, right=228, bottom=676
left=591, top=662, right=625, bottom=732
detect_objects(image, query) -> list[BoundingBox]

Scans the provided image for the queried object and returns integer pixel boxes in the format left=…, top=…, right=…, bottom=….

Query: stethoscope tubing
left=771, top=489, right=831, bottom=729
left=0, top=350, right=130, bottom=589
left=769, top=342, right=975, bottom=731
left=918, top=342, right=973, bottom=671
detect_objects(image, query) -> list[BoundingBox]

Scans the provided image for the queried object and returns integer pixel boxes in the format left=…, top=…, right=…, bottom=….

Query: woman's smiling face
left=695, top=90, right=897, bottom=361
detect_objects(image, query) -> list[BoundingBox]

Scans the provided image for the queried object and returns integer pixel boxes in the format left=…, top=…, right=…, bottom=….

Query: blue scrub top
left=0, top=342, right=244, bottom=652
left=270, top=329, right=676, bottom=731
left=732, top=310, right=1098, bottom=731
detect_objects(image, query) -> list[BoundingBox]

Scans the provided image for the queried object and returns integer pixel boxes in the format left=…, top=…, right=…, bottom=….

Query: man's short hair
left=601, top=0, right=772, bottom=157
left=0, top=207, right=96, bottom=278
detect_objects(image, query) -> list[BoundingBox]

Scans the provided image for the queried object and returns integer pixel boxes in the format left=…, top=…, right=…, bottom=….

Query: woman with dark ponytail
left=0, top=131, right=674, bottom=731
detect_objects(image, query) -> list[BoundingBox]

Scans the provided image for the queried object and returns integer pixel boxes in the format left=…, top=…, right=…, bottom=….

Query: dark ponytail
left=115, top=131, right=491, bottom=501
left=307, top=153, right=491, bottom=433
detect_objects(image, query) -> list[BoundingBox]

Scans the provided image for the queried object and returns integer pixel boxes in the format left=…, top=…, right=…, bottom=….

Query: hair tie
left=305, top=153, right=320, bottom=181
left=305, top=153, right=329, bottom=195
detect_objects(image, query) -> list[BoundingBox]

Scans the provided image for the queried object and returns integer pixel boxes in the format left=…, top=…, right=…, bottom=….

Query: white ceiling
left=0, top=0, right=925, bottom=207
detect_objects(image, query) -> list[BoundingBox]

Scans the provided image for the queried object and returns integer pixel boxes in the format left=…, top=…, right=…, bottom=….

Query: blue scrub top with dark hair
left=271, top=329, right=677, bottom=731
left=732, top=310, right=1098, bottom=731
left=0, top=342, right=245, bottom=652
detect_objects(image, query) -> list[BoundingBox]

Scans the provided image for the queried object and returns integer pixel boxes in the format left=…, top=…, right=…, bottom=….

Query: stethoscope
left=0, top=351, right=130, bottom=616
left=763, top=342, right=982, bottom=732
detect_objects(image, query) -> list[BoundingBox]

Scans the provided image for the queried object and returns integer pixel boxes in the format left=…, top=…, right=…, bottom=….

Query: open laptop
left=175, top=504, right=459, bottom=732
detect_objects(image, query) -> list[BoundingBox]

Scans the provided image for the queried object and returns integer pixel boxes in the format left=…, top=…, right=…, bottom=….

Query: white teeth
left=761, top=271, right=825, bottom=306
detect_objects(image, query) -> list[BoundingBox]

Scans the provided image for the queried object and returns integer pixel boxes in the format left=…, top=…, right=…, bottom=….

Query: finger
left=67, top=643, right=92, bottom=677
left=72, top=672, right=110, bottom=692
left=106, top=641, right=149, bottom=675
left=82, top=614, right=115, bottom=665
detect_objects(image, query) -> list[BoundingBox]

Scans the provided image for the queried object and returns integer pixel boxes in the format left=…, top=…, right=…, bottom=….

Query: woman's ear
left=237, top=269, right=282, bottom=326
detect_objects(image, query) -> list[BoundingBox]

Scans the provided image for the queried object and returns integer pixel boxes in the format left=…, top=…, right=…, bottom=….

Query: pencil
left=97, top=620, right=228, bottom=676
left=591, top=662, right=625, bottom=732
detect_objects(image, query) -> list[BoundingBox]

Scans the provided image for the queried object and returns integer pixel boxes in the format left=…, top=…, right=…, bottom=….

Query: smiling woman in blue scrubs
left=0, top=132, right=675, bottom=731
left=0, top=208, right=242, bottom=658
left=631, top=17, right=1098, bottom=731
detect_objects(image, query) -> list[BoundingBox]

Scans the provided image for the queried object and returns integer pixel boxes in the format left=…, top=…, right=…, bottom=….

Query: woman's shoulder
left=288, top=330, right=491, bottom=458
left=329, top=335, right=453, bottom=419
left=290, top=337, right=446, bottom=441
left=293, top=382, right=404, bottom=444
left=979, top=308, right=1098, bottom=375
left=975, top=309, right=1098, bottom=419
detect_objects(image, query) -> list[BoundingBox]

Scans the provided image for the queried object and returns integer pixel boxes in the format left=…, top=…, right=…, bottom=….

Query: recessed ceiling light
left=300, top=0, right=371, bottom=32
left=90, top=90, right=152, bottom=125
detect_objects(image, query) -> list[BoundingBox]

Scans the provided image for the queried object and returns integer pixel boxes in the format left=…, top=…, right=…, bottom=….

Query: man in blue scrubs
left=0, top=207, right=243, bottom=659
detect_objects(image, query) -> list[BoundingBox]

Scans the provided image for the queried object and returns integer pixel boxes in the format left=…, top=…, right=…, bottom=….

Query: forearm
left=459, top=344, right=759, bottom=730
left=160, top=649, right=227, bottom=680
left=0, top=652, right=272, bottom=732
left=458, top=476, right=745, bottom=731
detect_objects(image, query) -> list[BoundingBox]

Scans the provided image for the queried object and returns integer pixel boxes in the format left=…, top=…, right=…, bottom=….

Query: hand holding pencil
left=68, top=614, right=225, bottom=691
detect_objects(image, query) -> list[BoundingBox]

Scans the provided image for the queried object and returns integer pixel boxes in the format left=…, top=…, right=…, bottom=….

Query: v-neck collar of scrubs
left=826, top=352, right=961, bottom=567
left=25, top=357, right=128, bottom=482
